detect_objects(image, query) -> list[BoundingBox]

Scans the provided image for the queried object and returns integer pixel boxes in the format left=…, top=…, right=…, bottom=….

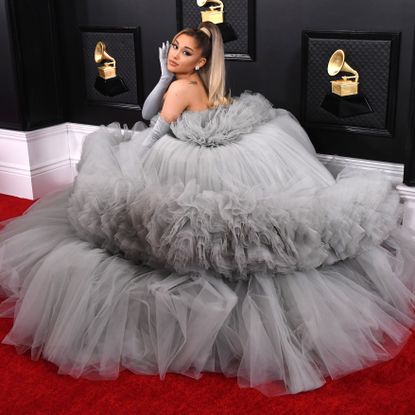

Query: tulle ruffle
left=68, top=165, right=401, bottom=280
left=68, top=114, right=401, bottom=280
left=169, top=91, right=276, bottom=146
left=1, top=191, right=415, bottom=396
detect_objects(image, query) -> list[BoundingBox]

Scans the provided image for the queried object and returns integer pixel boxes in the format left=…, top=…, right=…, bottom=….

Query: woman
left=141, top=23, right=231, bottom=147
left=0, top=22, right=414, bottom=396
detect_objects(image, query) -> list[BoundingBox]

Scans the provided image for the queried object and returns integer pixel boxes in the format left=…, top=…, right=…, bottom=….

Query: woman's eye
left=170, top=44, right=191, bottom=56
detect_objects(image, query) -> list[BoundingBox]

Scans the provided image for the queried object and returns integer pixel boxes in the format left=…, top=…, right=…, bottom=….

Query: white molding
left=0, top=124, right=68, bottom=142
left=0, top=129, right=27, bottom=142
left=68, top=122, right=98, bottom=135
left=25, top=124, right=68, bottom=142
left=0, top=123, right=74, bottom=199
left=317, top=154, right=404, bottom=185
left=397, top=184, right=415, bottom=201
left=0, top=161, right=29, bottom=176
left=0, top=158, right=71, bottom=175
left=316, top=155, right=415, bottom=230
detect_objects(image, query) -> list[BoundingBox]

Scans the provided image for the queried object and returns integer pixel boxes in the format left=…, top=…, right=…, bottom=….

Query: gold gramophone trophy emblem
left=328, top=49, right=359, bottom=96
left=320, top=48, right=372, bottom=117
left=95, top=41, right=117, bottom=80
left=93, top=41, right=128, bottom=97
left=196, top=0, right=237, bottom=42
left=197, top=0, right=224, bottom=24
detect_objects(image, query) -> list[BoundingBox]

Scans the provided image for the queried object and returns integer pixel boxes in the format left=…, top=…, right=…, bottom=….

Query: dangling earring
left=195, top=65, right=200, bottom=71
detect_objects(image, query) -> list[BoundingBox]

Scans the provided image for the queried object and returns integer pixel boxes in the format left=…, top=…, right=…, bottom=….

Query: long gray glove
left=142, top=115, right=171, bottom=148
left=141, top=41, right=174, bottom=121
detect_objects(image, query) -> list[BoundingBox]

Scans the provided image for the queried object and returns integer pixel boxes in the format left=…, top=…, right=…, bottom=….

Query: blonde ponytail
left=197, top=22, right=232, bottom=107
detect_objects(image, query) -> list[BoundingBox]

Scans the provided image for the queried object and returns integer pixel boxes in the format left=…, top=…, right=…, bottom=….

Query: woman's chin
left=167, top=64, right=179, bottom=73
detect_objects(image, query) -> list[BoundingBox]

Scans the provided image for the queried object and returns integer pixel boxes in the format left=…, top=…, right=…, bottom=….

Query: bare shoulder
left=161, top=80, right=193, bottom=122
left=164, top=80, right=192, bottom=105
left=166, top=79, right=198, bottom=96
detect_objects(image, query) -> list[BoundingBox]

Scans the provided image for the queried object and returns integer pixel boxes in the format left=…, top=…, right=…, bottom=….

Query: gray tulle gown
left=1, top=92, right=415, bottom=396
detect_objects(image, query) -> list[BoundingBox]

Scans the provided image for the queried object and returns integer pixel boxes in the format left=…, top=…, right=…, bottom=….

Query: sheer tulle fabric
left=1, top=92, right=415, bottom=396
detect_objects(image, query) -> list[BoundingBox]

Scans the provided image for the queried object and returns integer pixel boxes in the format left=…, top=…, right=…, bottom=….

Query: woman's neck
left=175, top=72, right=199, bottom=81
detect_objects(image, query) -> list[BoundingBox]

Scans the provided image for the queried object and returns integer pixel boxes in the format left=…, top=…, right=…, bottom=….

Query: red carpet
left=1, top=193, right=415, bottom=414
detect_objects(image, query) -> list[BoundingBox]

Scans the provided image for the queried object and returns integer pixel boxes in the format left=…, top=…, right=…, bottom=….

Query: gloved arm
left=142, top=115, right=170, bottom=148
left=141, top=41, right=174, bottom=120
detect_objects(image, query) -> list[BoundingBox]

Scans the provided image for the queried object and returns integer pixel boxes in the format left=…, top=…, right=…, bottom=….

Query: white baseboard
left=0, top=123, right=99, bottom=199
left=317, top=154, right=404, bottom=186
left=0, top=124, right=73, bottom=199
left=317, top=154, right=415, bottom=231
left=1, top=122, right=415, bottom=230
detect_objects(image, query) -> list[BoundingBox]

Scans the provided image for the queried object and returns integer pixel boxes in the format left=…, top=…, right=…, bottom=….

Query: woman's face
left=167, top=34, right=206, bottom=75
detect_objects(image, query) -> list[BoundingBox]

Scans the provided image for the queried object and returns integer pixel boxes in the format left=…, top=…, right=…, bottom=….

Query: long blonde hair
left=172, top=22, right=231, bottom=107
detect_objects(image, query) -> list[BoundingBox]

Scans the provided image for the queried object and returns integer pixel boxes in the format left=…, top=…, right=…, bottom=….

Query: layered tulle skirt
left=1, top=95, right=415, bottom=396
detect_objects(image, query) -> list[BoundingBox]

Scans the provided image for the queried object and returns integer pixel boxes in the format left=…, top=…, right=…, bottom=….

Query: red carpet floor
left=1, top=193, right=415, bottom=414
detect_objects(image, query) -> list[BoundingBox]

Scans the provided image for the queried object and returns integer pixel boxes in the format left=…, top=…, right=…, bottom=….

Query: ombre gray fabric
left=170, top=91, right=276, bottom=146
left=1, top=91, right=415, bottom=396
left=68, top=92, right=400, bottom=279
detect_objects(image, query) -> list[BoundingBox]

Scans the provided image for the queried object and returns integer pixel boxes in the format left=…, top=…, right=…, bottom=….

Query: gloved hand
left=142, top=115, right=171, bottom=148
left=141, top=41, right=174, bottom=121
left=159, top=41, right=174, bottom=82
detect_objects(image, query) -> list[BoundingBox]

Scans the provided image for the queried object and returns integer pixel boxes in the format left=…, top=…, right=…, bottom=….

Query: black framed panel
left=3, top=0, right=65, bottom=130
left=404, top=27, right=415, bottom=186
left=79, top=26, right=143, bottom=110
left=176, top=0, right=255, bottom=61
left=0, top=0, right=22, bottom=130
left=301, top=31, right=400, bottom=137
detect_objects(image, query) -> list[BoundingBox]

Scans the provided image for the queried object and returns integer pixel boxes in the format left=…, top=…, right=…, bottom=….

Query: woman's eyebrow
left=175, top=40, right=194, bottom=52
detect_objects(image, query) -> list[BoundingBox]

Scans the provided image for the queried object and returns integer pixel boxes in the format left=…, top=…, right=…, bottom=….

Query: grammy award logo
left=328, top=49, right=359, bottom=96
left=321, top=49, right=372, bottom=117
left=94, top=41, right=128, bottom=97
left=196, top=0, right=237, bottom=43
